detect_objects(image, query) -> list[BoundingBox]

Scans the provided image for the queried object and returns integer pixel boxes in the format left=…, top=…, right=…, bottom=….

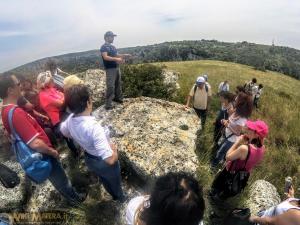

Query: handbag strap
left=7, top=106, right=22, bottom=142
left=229, top=144, right=251, bottom=172
left=242, top=144, right=251, bottom=170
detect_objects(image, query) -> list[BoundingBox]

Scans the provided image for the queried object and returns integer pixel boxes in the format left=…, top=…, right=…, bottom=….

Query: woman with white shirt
left=125, top=172, right=205, bottom=225
left=212, top=92, right=253, bottom=168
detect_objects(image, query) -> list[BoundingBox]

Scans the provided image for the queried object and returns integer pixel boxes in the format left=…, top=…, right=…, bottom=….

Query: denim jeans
left=47, top=157, right=81, bottom=204
left=212, top=140, right=234, bottom=167
left=84, top=152, right=124, bottom=201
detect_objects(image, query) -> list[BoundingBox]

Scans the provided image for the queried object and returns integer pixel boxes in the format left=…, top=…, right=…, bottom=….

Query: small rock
left=246, top=180, right=281, bottom=215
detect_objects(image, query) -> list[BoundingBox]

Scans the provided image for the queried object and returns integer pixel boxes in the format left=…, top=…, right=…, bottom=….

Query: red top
left=38, top=87, right=64, bottom=126
left=1, top=105, right=52, bottom=147
left=226, top=144, right=265, bottom=173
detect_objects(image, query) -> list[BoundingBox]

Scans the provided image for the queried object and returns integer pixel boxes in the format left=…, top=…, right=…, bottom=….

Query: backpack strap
left=8, top=106, right=22, bottom=142
left=205, top=84, right=208, bottom=93
left=192, top=84, right=197, bottom=106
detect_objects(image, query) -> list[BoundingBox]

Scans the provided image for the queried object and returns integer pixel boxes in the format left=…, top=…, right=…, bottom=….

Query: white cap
left=196, top=76, right=205, bottom=84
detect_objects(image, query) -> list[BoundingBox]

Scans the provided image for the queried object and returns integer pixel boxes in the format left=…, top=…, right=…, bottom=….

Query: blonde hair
left=63, top=75, right=84, bottom=91
left=37, top=71, right=52, bottom=89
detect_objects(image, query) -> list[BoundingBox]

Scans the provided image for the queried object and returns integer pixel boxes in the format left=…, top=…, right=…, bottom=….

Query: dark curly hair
left=64, top=84, right=91, bottom=114
left=45, top=59, right=58, bottom=75
left=235, top=92, right=253, bottom=118
left=0, top=74, right=16, bottom=99
left=219, top=91, right=236, bottom=103
left=141, top=172, right=205, bottom=225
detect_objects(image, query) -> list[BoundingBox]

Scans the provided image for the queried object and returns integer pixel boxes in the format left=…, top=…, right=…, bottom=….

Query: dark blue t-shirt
left=100, top=43, right=118, bottom=69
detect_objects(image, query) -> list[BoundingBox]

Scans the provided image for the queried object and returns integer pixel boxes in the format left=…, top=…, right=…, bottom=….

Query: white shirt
left=60, top=114, right=113, bottom=159
left=225, top=115, right=247, bottom=143
left=125, top=196, right=204, bottom=225
left=218, top=82, right=230, bottom=93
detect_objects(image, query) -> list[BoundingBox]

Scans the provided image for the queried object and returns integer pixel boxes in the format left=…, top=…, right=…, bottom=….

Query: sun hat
left=63, top=75, right=84, bottom=91
left=246, top=120, right=269, bottom=139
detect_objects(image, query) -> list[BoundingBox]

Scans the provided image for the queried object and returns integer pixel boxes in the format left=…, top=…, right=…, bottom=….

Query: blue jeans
left=48, top=157, right=81, bottom=204
left=212, top=140, right=234, bottom=167
left=84, top=152, right=124, bottom=201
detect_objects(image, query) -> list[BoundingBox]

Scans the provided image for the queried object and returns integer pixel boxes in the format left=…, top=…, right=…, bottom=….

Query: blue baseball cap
left=104, top=31, right=117, bottom=38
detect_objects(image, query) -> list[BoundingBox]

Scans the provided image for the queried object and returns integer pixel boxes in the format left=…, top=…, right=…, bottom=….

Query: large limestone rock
left=246, top=180, right=281, bottom=215
left=77, top=69, right=180, bottom=106
left=162, top=69, right=180, bottom=90
left=80, top=69, right=106, bottom=105
left=93, top=97, right=200, bottom=183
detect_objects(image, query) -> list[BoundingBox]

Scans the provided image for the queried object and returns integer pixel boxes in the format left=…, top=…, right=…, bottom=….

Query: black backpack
left=0, top=162, right=20, bottom=188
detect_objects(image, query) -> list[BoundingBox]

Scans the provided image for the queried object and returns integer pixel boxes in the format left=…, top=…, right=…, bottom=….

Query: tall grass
left=158, top=60, right=300, bottom=197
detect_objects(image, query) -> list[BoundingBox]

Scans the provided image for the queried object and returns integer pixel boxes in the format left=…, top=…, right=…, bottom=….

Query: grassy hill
left=154, top=60, right=300, bottom=198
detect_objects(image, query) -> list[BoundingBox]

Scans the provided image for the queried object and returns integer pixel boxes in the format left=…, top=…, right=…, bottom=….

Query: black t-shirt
left=100, top=43, right=118, bottom=69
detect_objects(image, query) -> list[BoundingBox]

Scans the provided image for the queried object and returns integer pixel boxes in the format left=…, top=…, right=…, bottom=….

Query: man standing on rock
left=185, top=76, right=212, bottom=128
left=100, top=31, right=131, bottom=110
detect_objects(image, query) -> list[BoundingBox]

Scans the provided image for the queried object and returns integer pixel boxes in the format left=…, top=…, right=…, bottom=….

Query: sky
left=1, top=0, right=300, bottom=72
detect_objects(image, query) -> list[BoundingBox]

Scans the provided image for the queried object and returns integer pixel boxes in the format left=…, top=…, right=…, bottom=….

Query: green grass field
left=155, top=60, right=300, bottom=198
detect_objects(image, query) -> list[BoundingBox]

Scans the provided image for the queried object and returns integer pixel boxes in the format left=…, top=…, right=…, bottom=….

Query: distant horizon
left=3, top=38, right=300, bottom=73
left=1, top=0, right=300, bottom=72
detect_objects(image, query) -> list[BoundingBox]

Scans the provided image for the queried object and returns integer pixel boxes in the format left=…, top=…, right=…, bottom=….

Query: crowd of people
left=0, top=30, right=298, bottom=225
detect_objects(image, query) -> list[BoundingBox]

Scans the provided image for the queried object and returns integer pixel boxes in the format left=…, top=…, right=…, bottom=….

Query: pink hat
left=246, top=120, right=269, bottom=139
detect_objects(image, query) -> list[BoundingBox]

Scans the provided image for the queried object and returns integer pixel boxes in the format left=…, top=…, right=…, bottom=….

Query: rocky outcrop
left=80, top=69, right=106, bottom=106
left=246, top=180, right=281, bottom=215
left=162, top=69, right=180, bottom=90
left=93, top=97, right=200, bottom=183
left=76, top=69, right=180, bottom=106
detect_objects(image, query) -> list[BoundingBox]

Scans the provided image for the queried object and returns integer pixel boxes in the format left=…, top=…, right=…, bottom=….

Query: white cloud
left=1, top=0, right=300, bottom=71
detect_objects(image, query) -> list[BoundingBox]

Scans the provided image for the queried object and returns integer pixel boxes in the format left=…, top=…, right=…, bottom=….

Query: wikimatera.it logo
left=0, top=210, right=81, bottom=224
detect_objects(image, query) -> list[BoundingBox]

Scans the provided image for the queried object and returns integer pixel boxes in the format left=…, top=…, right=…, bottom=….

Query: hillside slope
left=5, top=40, right=300, bottom=80
left=160, top=60, right=300, bottom=197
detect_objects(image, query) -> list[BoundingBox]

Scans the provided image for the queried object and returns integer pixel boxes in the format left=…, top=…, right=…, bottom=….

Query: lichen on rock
left=93, top=97, right=200, bottom=183
left=245, top=180, right=281, bottom=215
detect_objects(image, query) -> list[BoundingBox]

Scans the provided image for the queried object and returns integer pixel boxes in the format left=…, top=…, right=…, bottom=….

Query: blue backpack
left=8, top=107, right=52, bottom=183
